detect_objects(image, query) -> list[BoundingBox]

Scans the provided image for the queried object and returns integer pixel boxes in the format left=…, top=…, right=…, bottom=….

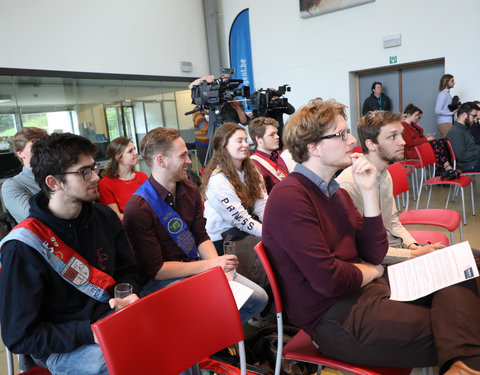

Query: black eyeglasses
left=319, top=129, right=351, bottom=141
left=58, top=165, right=99, bottom=181
left=469, top=113, right=478, bottom=119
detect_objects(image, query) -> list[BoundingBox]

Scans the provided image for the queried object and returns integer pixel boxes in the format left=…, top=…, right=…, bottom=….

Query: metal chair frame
left=414, top=142, right=473, bottom=225
left=387, top=161, right=463, bottom=244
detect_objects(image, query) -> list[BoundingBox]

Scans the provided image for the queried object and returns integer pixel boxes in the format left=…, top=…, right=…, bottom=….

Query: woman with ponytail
left=98, top=137, right=147, bottom=220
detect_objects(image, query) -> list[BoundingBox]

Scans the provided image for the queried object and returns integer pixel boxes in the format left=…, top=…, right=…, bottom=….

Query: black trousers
left=312, top=273, right=480, bottom=372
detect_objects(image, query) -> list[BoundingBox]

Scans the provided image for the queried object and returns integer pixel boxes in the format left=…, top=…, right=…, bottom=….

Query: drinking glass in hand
left=223, top=240, right=237, bottom=278
left=114, top=283, right=133, bottom=311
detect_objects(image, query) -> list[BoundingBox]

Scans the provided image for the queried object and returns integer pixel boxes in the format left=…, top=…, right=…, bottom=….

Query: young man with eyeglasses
left=0, top=133, right=140, bottom=375
left=263, top=100, right=480, bottom=374
left=336, top=110, right=444, bottom=264
left=447, top=102, right=480, bottom=171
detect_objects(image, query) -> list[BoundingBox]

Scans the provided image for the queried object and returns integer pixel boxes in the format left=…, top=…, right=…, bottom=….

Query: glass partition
left=0, top=71, right=195, bottom=158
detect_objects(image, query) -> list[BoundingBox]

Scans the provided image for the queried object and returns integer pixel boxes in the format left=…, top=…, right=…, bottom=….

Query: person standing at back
left=362, top=82, right=392, bottom=115
left=435, top=74, right=457, bottom=138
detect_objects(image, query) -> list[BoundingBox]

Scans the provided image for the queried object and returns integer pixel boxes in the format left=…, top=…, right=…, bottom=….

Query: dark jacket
left=0, top=192, right=139, bottom=356
left=362, top=93, right=392, bottom=115
left=447, top=122, right=480, bottom=171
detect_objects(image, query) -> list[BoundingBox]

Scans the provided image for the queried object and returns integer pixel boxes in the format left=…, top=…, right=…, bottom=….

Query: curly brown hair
left=200, top=123, right=264, bottom=210
left=284, top=100, right=346, bottom=163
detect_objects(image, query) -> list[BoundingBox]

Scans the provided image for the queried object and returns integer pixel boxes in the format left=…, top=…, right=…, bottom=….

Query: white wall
left=217, top=0, right=480, bottom=124
left=0, top=0, right=210, bottom=77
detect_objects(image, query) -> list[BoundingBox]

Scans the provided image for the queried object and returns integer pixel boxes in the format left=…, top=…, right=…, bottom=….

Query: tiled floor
left=1, top=179, right=479, bottom=375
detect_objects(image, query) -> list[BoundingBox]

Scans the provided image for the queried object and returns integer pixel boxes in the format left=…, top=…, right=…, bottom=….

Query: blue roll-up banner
left=229, top=8, right=254, bottom=91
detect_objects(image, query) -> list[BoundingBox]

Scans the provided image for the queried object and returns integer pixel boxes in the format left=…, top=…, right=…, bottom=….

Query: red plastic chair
left=387, top=162, right=463, bottom=244
left=415, top=142, right=473, bottom=225
left=400, top=159, right=421, bottom=201
left=253, top=242, right=412, bottom=375
left=92, top=267, right=246, bottom=375
left=408, top=230, right=450, bottom=246
left=446, top=139, right=480, bottom=201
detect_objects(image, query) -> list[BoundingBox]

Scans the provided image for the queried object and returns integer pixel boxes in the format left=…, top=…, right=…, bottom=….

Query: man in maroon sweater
left=248, top=116, right=289, bottom=193
left=263, top=100, right=480, bottom=374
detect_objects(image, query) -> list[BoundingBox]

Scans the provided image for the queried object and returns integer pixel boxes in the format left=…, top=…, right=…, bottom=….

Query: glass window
left=0, top=71, right=193, bottom=158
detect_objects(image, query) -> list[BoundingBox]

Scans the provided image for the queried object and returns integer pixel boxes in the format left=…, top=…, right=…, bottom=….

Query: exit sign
left=389, top=56, right=397, bottom=64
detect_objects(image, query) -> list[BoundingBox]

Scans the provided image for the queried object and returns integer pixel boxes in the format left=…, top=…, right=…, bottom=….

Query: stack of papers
left=388, top=241, right=478, bottom=301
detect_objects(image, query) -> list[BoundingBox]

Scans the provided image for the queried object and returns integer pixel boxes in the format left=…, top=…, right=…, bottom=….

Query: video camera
left=250, top=85, right=291, bottom=117
left=190, top=68, right=250, bottom=109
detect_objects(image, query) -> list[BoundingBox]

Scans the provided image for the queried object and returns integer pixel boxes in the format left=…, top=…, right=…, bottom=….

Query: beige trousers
left=437, top=122, right=452, bottom=138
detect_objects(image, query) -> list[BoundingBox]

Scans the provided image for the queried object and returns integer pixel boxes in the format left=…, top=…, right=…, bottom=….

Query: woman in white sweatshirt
left=202, top=122, right=267, bottom=244
left=201, top=123, right=268, bottom=290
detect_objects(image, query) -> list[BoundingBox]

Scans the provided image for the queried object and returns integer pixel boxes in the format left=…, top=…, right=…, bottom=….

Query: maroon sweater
left=263, top=172, right=388, bottom=334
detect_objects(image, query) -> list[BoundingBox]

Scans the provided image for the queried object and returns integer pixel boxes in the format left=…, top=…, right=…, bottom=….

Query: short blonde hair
left=140, top=127, right=181, bottom=168
left=283, top=100, right=346, bottom=163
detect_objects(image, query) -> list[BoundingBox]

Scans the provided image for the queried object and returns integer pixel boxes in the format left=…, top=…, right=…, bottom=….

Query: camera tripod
left=204, top=105, right=223, bottom=165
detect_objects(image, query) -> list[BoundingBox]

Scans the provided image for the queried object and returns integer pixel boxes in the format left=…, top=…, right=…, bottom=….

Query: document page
left=229, top=280, right=254, bottom=310
left=388, top=241, right=478, bottom=301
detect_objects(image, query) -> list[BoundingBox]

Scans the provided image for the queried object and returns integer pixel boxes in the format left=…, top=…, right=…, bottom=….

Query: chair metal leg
left=416, top=183, right=423, bottom=210
left=6, top=347, right=14, bottom=375
left=445, top=186, right=452, bottom=209
left=409, top=170, right=417, bottom=201
left=274, top=313, right=283, bottom=375
left=459, top=223, right=464, bottom=242
left=461, top=187, right=467, bottom=225
left=317, top=364, right=323, bottom=374
left=238, top=340, right=247, bottom=375
left=450, top=231, right=454, bottom=245
left=426, top=187, right=433, bottom=209
left=471, top=182, right=475, bottom=216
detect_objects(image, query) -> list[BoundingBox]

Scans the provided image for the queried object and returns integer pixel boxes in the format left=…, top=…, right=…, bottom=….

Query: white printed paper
left=229, top=280, right=254, bottom=310
left=388, top=241, right=479, bottom=301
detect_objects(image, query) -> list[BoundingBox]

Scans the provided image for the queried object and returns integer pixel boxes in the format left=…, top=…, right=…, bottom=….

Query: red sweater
left=401, top=121, right=428, bottom=159
left=263, top=172, right=388, bottom=334
left=98, top=171, right=148, bottom=213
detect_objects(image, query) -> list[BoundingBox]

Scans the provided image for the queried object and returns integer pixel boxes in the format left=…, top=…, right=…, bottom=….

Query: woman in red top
left=98, top=137, right=148, bottom=220
left=401, top=103, right=452, bottom=173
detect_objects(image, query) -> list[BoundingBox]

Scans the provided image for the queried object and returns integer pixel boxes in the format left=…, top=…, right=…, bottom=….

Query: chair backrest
left=446, top=139, right=457, bottom=170
left=408, top=230, right=450, bottom=246
left=254, top=242, right=283, bottom=314
left=92, top=267, right=245, bottom=375
left=386, top=162, right=410, bottom=197
left=414, top=142, right=436, bottom=168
